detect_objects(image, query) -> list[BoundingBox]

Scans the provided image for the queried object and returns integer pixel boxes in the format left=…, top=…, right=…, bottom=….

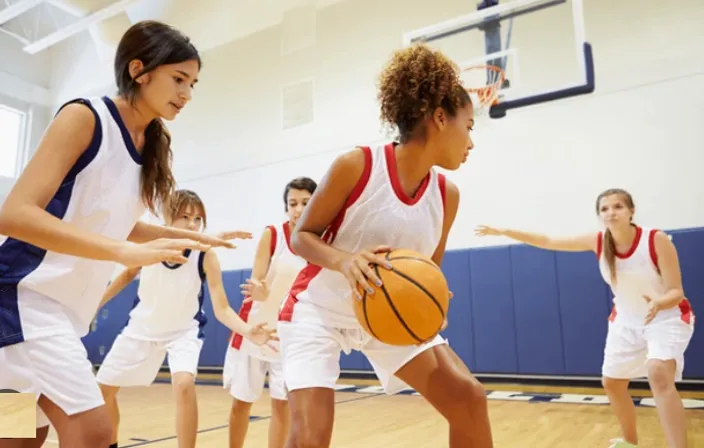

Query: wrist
left=330, top=250, right=352, bottom=272
left=108, top=241, right=132, bottom=264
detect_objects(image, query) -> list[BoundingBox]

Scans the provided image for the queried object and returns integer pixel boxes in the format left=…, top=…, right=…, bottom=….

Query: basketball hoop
left=461, top=64, right=505, bottom=116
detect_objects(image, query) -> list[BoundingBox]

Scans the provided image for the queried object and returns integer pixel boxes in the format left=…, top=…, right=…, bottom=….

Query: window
left=0, top=105, right=24, bottom=178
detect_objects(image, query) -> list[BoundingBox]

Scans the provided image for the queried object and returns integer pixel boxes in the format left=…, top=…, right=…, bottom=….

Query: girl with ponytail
left=0, top=21, right=248, bottom=448
left=476, top=188, right=693, bottom=448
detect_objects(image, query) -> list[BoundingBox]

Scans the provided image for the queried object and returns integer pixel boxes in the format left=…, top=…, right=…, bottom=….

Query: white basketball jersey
left=280, top=143, right=447, bottom=329
left=122, top=248, right=207, bottom=341
left=0, top=96, right=146, bottom=347
left=231, top=221, right=306, bottom=360
left=598, top=226, right=693, bottom=327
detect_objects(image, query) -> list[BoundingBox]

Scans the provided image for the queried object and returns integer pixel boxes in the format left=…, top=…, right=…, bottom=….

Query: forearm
left=214, top=307, right=251, bottom=335
left=99, top=271, right=138, bottom=309
left=291, top=230, right=348, bottom=270
left=127, top=221, right=170, bottom=243
left=128, top=221, right=214, bottom=244
left=0, top=204, right=123, bottom=261
left=500, top=229, right=552, bottom=249
left=657, top=288, right=685, bottom=310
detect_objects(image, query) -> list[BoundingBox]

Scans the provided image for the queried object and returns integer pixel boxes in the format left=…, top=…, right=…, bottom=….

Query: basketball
left=353, top=249, right=450, bottom=346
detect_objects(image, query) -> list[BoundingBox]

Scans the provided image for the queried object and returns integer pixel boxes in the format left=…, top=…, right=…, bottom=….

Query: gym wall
left=40, top=0, right=704, bottom=379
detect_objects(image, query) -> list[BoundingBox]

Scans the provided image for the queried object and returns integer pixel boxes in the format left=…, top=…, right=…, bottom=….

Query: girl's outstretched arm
left=202, top=250, right=277, bottom=347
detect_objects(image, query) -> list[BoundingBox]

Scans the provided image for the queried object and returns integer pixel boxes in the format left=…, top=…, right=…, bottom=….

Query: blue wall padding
left=84, top=227, right=704, bottom=379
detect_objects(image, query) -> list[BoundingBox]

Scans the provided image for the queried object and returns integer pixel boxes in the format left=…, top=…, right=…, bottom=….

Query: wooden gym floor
left=41, top=374, right=704, bottom=447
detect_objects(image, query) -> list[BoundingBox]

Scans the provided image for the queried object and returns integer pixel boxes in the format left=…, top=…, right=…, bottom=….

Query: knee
left=172, top=374, right=196, bottom=398
left=271, top=399, right=289, bottom=419
left=601, top=376, right=628, bottom=394
left=77, top=416, right=112, bottom=446
left=647, top=360, right=676, bottom=394
left=230, top=398, right=253, bottom=416
left=289, top=412, right=331, bottom=448
left=288, top=426, right=330, bottom=448
left=438, top=375, right=488, bottom=422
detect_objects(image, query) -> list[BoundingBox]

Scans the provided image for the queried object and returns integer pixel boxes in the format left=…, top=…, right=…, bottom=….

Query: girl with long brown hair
left=0, top=21, right=248, bottom=448
left=476, top=188, right=694, bottom=448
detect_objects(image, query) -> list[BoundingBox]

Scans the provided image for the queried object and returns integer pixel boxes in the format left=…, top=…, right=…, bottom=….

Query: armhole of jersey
left=438, top=173, right=447, bottom=215
left=343, top=146, right=373, bottom=209
left=56, top=98, right=103, bottom=183
left=596, top=231, right=603, bottom=259
left=648, top=229, right=661, bottom=273
left=267, top=225, right=278, bottom=257
left=197, top=252, right=206, bottom=280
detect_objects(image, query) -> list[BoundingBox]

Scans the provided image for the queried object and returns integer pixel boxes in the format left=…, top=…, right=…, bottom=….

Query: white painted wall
left=46, top=0, right=704, bottom=271
left=0, top=33, right=53, bottom=205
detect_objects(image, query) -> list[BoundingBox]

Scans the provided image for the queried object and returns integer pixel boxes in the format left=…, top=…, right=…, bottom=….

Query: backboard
left=402, top=0, right=595, bottom=118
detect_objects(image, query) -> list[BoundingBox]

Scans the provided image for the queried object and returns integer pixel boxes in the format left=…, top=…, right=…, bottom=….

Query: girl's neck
left=393, top=141, right=434, bottom=196
left=610, top=223, right=637, bottom=247
left=113, top=96, right=156, bottom=133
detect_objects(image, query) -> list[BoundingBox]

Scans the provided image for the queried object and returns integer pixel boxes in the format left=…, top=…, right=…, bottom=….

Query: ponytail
left=141, top=118, right=176, bottom=215
left=603, top=228, right=618, bottom=284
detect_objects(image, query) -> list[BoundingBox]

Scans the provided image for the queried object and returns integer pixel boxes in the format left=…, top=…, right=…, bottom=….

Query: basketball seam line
left=389, top=267, right=446, bottom=321
left=375, top=264, right=423, bottom=343
left=361, top=289, right=379, bottom=340
left=386, top=255, right=441, bottom=271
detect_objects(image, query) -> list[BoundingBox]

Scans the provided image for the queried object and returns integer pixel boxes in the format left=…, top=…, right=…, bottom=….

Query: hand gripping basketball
left=337, top=245, right=394, bottom=300
left=352, top=249, right=451, bottom=346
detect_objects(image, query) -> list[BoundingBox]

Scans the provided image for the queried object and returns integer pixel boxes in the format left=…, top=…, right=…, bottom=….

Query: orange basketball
left=353, top=249, right=450, bottom=346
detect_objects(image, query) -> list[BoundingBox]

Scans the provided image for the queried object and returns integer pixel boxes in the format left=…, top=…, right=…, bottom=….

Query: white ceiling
left=0, top=0, right=345, bottom=55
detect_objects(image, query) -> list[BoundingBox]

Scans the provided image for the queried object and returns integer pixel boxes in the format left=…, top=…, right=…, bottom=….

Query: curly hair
left=377, top=43, right=471, bottom=143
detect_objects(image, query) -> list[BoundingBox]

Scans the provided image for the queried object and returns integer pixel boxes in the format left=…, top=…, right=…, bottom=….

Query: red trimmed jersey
left=230, top=221, right=306, bottom=360
left=597, top=226, right=693, bottom=327
left=279, top=143, right=447, bottom=328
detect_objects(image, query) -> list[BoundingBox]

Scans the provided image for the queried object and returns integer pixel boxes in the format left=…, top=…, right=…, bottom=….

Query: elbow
left=290, top=227, right=305, bottom=254
left=213, top=305, right=229, bottom=323
left=0, top=203, right=22, bottom=238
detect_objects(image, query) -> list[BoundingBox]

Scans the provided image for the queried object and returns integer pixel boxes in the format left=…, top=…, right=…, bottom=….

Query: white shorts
left=0, top=333, right=104, bottom=428
left=96, top=327, right=203, bottom=387
left=223, top=347, right=287, bottom=402
left=602, top=316, right=695, bottom=380
left=279, top=320, right=447, bottom=395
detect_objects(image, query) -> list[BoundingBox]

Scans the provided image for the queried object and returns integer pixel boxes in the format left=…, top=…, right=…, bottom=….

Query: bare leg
left=602, top=377, right=638, bottom=445
left=647, top=359, right=688, bottom=447
left=37, top=394, right=111, bottom=447
left=285, top=388, right=335, bottom=448
left=172, top=372, right=198, bottom=448
left=228, top=398, right=253, bottom=448
left=99, top=384, right=121, bottom=446
left=395, top=345, right=494, bottom=448
left=269, top=398, right=290, bottom=448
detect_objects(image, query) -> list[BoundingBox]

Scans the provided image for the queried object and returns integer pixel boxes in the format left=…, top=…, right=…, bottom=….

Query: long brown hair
left=114, top=20, right=201, bottom=215
left=595, top=188, right=635, bottom=284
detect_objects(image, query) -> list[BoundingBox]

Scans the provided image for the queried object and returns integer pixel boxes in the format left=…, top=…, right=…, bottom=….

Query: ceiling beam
left=0, top=0, right=44, bottom=25
left=45, top=0, right=85, bottom=17
left=23, top=0, right=138, bottom=54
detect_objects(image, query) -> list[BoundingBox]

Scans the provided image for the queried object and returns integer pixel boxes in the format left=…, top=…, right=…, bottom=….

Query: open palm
left=474, top=225, right=501, bottom=236
left=247, top=323, right=279, bottom=349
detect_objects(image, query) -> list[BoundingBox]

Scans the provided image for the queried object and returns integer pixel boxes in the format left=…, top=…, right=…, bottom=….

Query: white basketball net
left=460, top=65, right=505, bottom=116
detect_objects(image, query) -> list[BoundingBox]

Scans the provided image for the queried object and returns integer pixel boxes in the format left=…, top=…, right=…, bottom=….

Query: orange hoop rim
left=461, top=64, right=505, bottom=108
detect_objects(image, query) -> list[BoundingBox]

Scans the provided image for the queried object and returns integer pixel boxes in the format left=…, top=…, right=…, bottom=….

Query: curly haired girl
left=276, top=43, right=493, bottom=447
